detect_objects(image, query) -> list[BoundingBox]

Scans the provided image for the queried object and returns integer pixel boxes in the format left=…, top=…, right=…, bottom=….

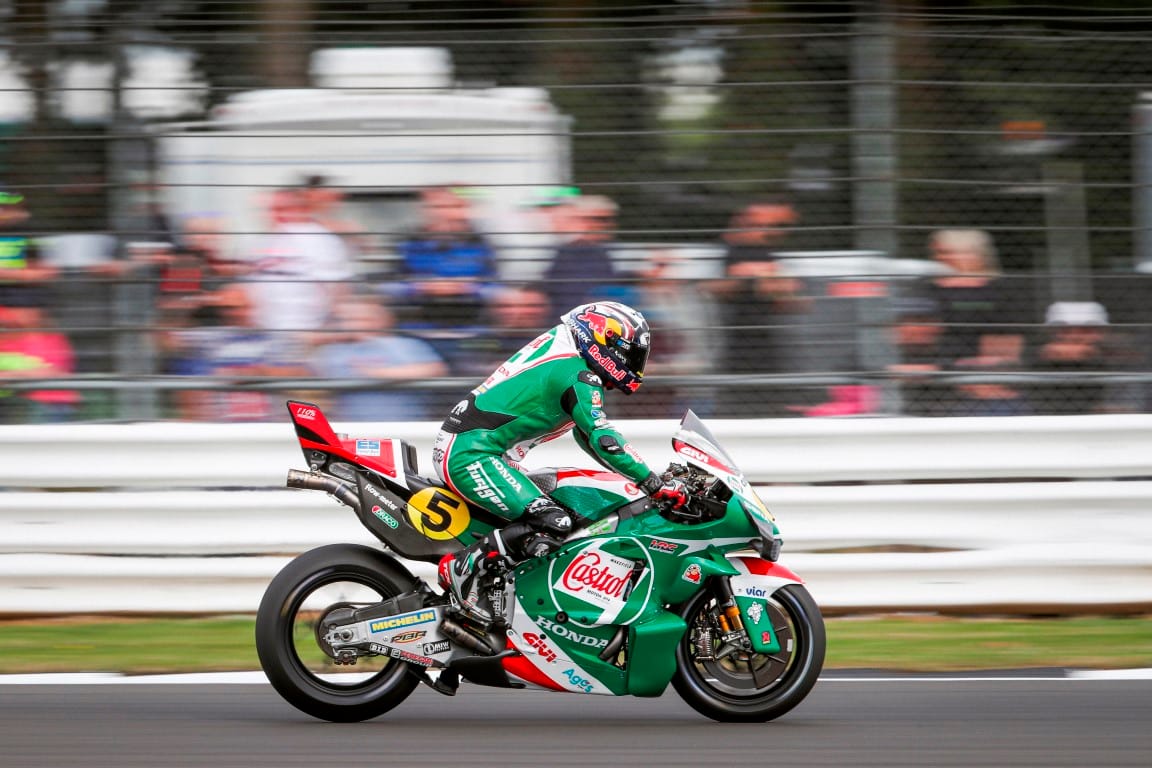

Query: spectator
left=624, top=250, right=720, bottom=418
left=1029, top=301, right=1113, bottom=415
left=886, top=296, right=949, bottom=416
left=163, top=282, right=308, bottom=421
left=175, top=215, right=246, bottom=288
left=455, top=284, right=555, bottom=379
left=246, top=187, right=354, bottom=338
left=707, top=199, right=808, bottom=417
left=922, top=229, right=1031, bottom=415
left=507, top=185, right=583, bottom=281
left=12, top=193, right=120, bottom=379
left=924, top=229, right=1028, bottom=368
left=0, top=191, right=56, bottom=283
left=311, top=294, right=448, bottom=422
left=541, top=195, right=629, bottom=319
left=156, top=216, right=248, bottom=325
left=393, top=186, right=498, bottom=332
left=0, top=285, right=79, bottom=423
left=300, top=174, right=369, bottom=257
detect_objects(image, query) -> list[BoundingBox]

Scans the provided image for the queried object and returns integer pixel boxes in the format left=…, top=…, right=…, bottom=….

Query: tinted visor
left=615, top=336, right=649, bottom=377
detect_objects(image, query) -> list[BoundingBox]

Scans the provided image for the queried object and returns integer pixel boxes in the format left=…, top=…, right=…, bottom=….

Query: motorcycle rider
left=434, top=301, right=689, bottom=624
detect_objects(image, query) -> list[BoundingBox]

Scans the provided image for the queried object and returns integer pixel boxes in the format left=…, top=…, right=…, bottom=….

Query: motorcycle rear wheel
left=255, top=543, right=422, bottom=722
left=672, top=583, right=825, bottom=722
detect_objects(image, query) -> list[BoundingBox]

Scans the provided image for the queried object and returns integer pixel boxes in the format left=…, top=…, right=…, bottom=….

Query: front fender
left=727, top=555, right=804, bottom=597
left=726, top=556, right=806, bottom=654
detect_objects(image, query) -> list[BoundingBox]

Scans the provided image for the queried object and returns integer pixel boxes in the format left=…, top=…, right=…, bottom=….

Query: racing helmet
left=563, top=301, right=651, bottom=394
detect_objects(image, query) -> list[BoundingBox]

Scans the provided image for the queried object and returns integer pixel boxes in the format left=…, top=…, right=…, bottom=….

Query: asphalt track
left=1, top=674, right=1150, bottom=767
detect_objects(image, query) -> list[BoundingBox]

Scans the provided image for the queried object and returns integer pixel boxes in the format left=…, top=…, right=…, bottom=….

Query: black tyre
left=255, top=544, right=422, bottom=722
left=672, top=583, right=825, bottom=722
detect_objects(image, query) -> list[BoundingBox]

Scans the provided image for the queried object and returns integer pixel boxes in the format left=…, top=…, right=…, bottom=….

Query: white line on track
left=0, top=671, right=269, bottom=685
left=0, top=669, right=1149, bottom=685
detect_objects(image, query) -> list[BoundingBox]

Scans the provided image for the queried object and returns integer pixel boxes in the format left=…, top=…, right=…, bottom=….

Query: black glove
left=642, top=473, right=689, bottom=510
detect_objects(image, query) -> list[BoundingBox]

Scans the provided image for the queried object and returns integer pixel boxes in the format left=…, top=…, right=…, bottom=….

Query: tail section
left=287, top=401, right=342, bottom=448
left=284, top=400, right=502, bottom=562
left=285, top=400, right=408, bottom=486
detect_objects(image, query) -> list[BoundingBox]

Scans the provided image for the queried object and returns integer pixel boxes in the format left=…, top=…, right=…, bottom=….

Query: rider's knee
left=523, top=495, right=572, bottom=538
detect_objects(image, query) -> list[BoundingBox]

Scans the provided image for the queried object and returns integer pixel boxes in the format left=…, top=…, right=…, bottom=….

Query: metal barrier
left=1, top=416, right=1151, bottom=614
left=2, top=413, right=1152, bottom=489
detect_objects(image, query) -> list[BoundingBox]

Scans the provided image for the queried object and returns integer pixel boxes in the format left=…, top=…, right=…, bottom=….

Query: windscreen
left=673, top=410, right=743, bottom=478
left=672, top=410, right=777, bottom=536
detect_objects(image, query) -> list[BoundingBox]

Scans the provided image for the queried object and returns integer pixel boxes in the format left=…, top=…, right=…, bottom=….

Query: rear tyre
left=255, top=544, right=422, bottom=722
left=672, top=583, right=825, bottom=722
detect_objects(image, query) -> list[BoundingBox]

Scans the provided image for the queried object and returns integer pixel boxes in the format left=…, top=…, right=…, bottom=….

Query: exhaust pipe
left=286, top=469, right=361, bottom=513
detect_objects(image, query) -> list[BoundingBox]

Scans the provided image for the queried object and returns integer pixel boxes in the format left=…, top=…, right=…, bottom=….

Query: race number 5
left=406, top=487, right=471, bottom=540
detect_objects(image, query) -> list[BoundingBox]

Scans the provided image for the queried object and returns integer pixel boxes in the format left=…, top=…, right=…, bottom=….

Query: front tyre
left=256, top=544, right=422, bottom=722
left=672, top=584, right=825, bottom=722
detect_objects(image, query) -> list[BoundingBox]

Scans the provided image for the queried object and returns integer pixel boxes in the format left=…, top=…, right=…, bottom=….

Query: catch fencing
left=1, top=415, right=1150, bottom=615
left=4, top=5, right=1152, bottom=422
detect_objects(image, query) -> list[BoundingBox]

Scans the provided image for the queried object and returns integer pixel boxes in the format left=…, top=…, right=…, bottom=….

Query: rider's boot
left=437, top=532, right=512, bottom=625
left=437, top=496, right=571, bottom=626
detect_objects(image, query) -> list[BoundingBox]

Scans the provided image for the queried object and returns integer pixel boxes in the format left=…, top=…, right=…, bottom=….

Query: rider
left=434, top=301, right=688, bottom=624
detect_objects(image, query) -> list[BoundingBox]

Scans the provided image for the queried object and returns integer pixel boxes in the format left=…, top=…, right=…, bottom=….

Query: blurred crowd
left=0, top=180, right=1146, bottom=423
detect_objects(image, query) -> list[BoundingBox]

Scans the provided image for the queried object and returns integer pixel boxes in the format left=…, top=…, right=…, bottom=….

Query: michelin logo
left=370, top=609, right=437, bottom=633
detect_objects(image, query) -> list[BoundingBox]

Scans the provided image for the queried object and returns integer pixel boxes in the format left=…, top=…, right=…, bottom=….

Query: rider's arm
left=562, top=370, right=661, bottom=490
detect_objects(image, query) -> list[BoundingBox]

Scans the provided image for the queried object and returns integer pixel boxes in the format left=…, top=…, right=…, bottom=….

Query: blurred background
left=3, top=0, right=1152, bottom=424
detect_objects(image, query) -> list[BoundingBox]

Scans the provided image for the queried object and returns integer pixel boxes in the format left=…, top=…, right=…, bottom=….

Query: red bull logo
left=587, top=345, right=627, bottom=381
left=577, top=309, right=629, bottom=346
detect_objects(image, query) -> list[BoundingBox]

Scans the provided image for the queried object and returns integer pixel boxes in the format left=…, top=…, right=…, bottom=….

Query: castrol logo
left=555, top=545, right=634, bottom=606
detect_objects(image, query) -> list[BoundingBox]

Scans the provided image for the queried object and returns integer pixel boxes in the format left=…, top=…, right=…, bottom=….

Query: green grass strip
left=0, top=615, right=1149, bottom=675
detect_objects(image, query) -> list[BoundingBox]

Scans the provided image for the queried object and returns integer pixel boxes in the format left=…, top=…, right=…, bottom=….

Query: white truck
left=152, top=48, right=573, bottom=275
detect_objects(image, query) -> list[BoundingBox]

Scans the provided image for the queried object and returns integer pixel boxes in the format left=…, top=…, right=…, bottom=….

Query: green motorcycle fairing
left=504, top=494, right=763, bottom=697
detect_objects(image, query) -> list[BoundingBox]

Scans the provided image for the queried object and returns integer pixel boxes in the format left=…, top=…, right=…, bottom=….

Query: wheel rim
left=683, top=591, right=806, bottom=702
left=282, top=568, right=409, bottom=693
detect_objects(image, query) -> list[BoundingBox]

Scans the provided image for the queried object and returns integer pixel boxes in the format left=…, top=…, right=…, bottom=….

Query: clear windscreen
left=672, top=410, right=777, bottom=534
left=673, top=410, right=743, bottom=477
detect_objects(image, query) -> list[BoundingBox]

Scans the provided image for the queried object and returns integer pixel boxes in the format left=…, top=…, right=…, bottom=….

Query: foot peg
left=432, top=669, right=460, bottom=696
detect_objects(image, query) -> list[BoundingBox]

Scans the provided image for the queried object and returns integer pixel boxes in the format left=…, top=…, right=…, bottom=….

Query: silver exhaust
left=286, top=469, right=361, bottom=513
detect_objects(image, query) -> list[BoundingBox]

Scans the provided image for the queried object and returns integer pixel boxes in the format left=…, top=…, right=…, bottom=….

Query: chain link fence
left=2, top=2, right=1152, bottom=422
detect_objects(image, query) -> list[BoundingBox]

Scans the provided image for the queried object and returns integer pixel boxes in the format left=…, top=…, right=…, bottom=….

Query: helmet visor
left=615, top=336, right=649, bottom=378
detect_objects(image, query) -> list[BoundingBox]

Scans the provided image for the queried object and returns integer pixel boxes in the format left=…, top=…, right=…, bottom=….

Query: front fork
left=695, top=577, right=752, bottom=662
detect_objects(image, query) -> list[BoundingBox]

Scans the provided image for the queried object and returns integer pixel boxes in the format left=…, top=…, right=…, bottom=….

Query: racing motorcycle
left=256, top=400, right=825, bottom=723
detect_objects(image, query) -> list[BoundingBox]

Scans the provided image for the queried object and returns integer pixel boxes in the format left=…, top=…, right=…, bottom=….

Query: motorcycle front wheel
left=255, top=543, right=422, bottom=722
left=672, top=583, right=825, bottom=722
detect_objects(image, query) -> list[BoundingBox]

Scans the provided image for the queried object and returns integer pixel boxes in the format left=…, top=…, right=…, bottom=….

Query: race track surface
left=2, top=676, right=1149, bottom=767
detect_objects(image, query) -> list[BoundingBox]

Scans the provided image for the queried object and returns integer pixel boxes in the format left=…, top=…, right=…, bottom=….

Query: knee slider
left=523, top=496, right=573, bottom=537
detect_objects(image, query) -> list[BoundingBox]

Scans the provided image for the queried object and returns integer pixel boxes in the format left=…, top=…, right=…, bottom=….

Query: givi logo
left=523, top=632, right=558, bottom=663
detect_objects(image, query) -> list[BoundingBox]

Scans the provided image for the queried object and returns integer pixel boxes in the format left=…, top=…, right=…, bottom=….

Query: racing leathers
left=433, top=322, right=672, bottom=623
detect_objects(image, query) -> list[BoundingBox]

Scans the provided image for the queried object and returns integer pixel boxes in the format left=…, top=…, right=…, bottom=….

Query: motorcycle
left=256, top=400, right=825, bottom=723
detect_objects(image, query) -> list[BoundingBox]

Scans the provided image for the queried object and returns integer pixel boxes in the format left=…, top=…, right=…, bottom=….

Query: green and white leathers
left=433, top=322, right=656, bottom=521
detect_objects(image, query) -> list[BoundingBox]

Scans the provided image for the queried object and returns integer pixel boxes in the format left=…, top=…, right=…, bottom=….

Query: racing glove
left=641, top=473, right=689, bottom=510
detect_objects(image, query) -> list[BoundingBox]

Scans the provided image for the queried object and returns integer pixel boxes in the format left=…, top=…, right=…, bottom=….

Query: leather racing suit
left=432, top=322, right=667, bottom=621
